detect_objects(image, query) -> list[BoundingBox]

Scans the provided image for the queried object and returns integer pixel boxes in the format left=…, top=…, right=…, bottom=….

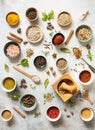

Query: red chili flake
left=47, top=106, right=59, bottom=119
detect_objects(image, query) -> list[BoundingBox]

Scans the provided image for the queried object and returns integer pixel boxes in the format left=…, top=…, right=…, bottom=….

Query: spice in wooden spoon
left=82, top=90, right=93, bottom=105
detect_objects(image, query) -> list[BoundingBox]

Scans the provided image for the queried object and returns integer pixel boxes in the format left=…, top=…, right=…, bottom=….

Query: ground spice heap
left=6, top=12, right=19, bottom=26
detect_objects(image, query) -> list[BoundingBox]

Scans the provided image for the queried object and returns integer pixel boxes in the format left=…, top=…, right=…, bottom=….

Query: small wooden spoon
left=82, top=90, right=93, bottom=105
left=13, top=66, right=40, bottom=84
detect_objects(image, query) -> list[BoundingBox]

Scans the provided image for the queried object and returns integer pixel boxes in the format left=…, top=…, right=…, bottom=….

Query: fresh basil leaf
left=44, top=78, right=49, bottom=88
left=20, top=59, right=29, bottom=67
left=4, top=64, right=9, bottom=72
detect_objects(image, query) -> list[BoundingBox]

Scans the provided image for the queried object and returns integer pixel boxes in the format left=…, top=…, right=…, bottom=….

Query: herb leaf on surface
left=4, top=64, right=9, bottom=72
left=87, top=50, right=92, bottom=61
left=20, top=58, right=29, bottom=67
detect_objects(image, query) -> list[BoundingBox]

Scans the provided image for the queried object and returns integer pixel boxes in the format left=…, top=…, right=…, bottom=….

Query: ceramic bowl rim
left=57, top=11, right=72, bottom=27
left=56, top=57, right=68, bottom=71
left=1, top=109, right=13, bottom=122
left=80, top=107, right=94, bottom=122
left=1, top=76, right=16, bottom=92
left=78, top=69, right=94, bottom=85
left=26, top=25, right=43, bottom=44
left=75, top=24, right=93, bottom=43
left=19, top=94, right=37, bottom=112
left=52, top=32, right=65, bottom=46
left=45, top=105, right=61, bottom=122
left=6, top=11, right=19, bottom=26
left=34, top=55, right=47, bottom=69
left=4, top=41, right=21, bottom=59
left=25, top=7, right=38, bottom=22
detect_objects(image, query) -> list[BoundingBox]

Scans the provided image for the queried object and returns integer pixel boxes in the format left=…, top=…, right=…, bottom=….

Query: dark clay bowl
left=4, top=41, right=21, bottom=60
left=52, top=33, right=65, bottom=46
left=34, top=55, right=47, bottom=69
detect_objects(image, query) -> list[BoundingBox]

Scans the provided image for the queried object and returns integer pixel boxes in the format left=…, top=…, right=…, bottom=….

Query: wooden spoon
left=13, top=66, right=40, bottom=84
left=82, top=90, right=93, bottom=105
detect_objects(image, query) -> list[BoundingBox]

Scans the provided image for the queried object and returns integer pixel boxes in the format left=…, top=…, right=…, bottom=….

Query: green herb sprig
left=10, top=93, right=20, bottom=100
left=87, top=50, right=93, bottom=61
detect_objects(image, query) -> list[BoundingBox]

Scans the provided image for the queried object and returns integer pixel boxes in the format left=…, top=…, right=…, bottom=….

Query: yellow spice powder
left=3, top=77, right=15, bottom=90
left=7, top=13, right=19, bottom=25
left=2, top=110, right=12, bottom=119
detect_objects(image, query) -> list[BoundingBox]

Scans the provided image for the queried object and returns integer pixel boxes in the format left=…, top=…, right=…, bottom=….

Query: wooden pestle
left=59, top=82, right=77, bottom=94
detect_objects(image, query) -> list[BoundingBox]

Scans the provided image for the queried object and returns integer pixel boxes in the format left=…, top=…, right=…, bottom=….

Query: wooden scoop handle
left=13, top=66, right=33, bottom=79
left=87, top=96, right=93, bottom=105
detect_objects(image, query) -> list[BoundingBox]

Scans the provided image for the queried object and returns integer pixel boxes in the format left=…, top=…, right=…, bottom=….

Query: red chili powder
left=53, top=35, right=64, bottom=45
left=79, top=70, right=91, bottom=83
left=47, top=106, right=59, bottom=119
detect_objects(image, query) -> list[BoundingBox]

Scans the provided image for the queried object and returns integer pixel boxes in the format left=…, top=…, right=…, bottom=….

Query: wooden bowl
left=57, top=11, right=72, bottom=27
left=6, top=11, right=19, bottom=26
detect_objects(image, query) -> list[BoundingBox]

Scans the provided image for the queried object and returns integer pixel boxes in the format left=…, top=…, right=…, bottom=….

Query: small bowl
left=1, top=76, right=16, bottom=92
left=46, top=105, right=61, bottom=122
left=25, top=7, right=38, bottom=22
left=6, top=11, right=19, bottom=26
left=80, top=107, right=94, bottom=122
left=56, top=58, right=68, bottom=72
left=4, top=42, right=21, bottom=60
left=57, top=11, right=72, bottom=27
left=1, top=109, right=13, bottom=122
left=52, top=33, right=65, bottom=46
left=78, top=69, right=94, bottom=85
left=19, top=94, right=37, bottom=112
left=26, top=25, right=43, bottom=44
left=34, top=55, right=47, bottom=69
left=75, top=25, right=92, bottom=43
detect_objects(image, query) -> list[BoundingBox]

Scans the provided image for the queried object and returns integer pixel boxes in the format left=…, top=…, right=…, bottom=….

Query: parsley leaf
left=20, top=58, right=29, bottom=67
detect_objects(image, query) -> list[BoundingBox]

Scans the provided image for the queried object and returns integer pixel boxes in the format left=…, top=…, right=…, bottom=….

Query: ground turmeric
left=6, top=12, right=19, bottom=25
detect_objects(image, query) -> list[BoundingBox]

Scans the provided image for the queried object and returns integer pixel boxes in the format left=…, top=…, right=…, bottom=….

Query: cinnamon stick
left=9, top=32, right=23, bottom=42
left=7, top=36, right=22, bottom=43
left=13, top=107, right=26, bottom=119
left=65, top=29, right=74, bottom=45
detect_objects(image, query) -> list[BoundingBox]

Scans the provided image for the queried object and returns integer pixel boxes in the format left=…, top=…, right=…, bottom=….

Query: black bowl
left=4, top=42, right=21, bottom=59
left=52, top=33, right=65, bottom=46
left=34, top=55, right=47, bottom=69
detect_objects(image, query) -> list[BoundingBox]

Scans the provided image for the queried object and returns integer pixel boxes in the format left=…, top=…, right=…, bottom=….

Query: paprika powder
left=52, top=33, right=65, bottom=46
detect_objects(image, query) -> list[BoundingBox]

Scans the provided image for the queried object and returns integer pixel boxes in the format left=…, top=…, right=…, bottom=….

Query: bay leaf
left=4, top=64, right=9, bottom=72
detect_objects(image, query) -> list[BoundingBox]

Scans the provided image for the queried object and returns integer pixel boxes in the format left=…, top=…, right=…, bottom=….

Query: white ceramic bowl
left=75, top=25, right=93, bottom=44
left=1, top=76, right=16, bottom=92
left=80, top=107, right=94, bottom=122
left=19, top=94, right=37, bottom=112
left=56, top=58, right=68, bottom=72
left=78, top=69, right=94, bottom=86
left=45, top=105, right=61, bottom=122
left=1, top=109, right=13, bottom=122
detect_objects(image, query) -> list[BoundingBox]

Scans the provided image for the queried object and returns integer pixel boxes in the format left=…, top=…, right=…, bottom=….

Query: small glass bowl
left=1, top=76, right=16, bottom=93
left=1, top=109, right=13, bottom=122
left=19, top=94, right=37, bottom=112
left=78, top=69, right=94, bottom=86
left=80, top=107, right=94, bottom=122
left=45, top=105, right=61, bottom=122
